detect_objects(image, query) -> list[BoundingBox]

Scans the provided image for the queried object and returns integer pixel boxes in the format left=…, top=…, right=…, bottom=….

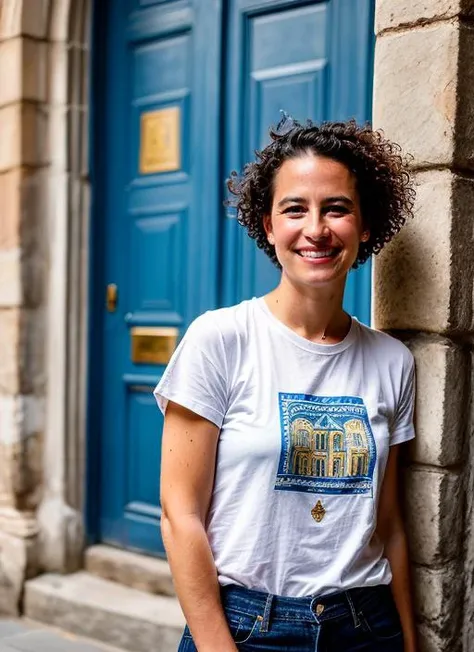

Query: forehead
left=272, top=155, right=357, bottom=196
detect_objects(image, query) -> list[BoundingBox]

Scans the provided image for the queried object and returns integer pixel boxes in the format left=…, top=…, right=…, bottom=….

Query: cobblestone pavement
left=0, top=620, right=124, bottom=652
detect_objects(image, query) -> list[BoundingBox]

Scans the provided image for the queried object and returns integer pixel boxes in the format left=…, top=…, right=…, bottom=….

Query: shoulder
left=356, top=321, right=414, bottom=371
left=184, top=299, right=254, bottom=351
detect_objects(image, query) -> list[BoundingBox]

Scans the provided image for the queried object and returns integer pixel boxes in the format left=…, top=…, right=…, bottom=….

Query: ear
left=360, top=230, right=370, bottom=243
left=263, top=215, right=274, bottom=245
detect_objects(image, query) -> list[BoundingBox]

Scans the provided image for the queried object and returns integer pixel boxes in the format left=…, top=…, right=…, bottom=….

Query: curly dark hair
left=226, top=118, right=415, bottom=268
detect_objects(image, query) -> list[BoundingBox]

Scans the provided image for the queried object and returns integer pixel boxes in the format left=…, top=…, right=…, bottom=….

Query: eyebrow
left=277, top=196, right=306, bottom=208
left=323, top=195, right=354, bottom=206
left=277, top=195, right=355, bottom=208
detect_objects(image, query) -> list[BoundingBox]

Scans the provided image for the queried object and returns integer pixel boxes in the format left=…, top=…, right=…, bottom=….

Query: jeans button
left=315, top=604, right=325, bottom=616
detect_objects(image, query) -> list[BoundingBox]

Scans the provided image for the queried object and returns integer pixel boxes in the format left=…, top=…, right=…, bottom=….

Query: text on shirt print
left=275, top=394, right=377, bottom=495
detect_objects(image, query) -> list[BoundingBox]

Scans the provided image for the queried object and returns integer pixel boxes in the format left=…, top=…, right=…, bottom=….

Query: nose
left=303, top=210, right=330, bottom=241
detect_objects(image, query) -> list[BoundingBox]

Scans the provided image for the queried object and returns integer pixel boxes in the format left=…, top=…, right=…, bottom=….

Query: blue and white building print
left=275, top=394, right=377, bottom=495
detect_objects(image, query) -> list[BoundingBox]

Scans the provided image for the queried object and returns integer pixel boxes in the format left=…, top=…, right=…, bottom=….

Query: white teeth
left=299, top=249, right=335, bottom=259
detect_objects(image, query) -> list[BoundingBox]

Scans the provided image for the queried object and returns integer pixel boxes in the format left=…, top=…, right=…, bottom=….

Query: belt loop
left=345, top=590, right=361, bottom=629
left=260, top=593, right=273, bottom=633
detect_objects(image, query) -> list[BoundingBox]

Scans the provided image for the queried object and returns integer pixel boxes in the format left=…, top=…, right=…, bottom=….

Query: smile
left=297, top=248, right=339, bottom=259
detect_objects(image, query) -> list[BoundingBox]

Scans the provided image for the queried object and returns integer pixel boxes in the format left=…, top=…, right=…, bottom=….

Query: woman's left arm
left=376, top=446, right=418, bottom=652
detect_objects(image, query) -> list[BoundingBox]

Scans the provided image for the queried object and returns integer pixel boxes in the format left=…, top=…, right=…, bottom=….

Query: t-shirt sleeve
left=390, top=354, right=416, bottom=446
left=153, top=314, right=228, bottom=428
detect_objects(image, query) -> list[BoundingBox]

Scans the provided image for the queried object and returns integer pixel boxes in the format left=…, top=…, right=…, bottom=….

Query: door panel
left=98, top=0, right=222, bottom=555
left=222, top=0, right=374, bottom=323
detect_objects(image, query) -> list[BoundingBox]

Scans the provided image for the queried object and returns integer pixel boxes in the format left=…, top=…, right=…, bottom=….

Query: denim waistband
left=220, top=583, right=392, bottom=626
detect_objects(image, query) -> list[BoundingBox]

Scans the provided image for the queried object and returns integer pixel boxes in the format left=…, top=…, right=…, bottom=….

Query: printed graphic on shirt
left=275, top=394, right=376, bottom=495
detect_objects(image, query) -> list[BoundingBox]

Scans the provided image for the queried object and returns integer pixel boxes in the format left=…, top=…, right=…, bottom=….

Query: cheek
left=272, top=220, right=300, bottom=244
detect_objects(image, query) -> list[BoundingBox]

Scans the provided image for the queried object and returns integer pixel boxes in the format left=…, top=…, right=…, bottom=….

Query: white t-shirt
left=154, top=297, right=415, bottom=598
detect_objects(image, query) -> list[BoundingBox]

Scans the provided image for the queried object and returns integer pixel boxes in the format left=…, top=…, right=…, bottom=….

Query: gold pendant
left=311, top=500, right=326, bottom=522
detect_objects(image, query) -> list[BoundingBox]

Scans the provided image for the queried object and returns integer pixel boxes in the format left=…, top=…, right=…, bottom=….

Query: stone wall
left=0, top=0, right=91, bottom=615
left=373, top=2, right=474, bottom=651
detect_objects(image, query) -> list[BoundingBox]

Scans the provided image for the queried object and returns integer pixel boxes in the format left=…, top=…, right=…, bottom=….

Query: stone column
left=373, top=2, right=474, bottom=651
left=0, top=0, right=50, bottom=615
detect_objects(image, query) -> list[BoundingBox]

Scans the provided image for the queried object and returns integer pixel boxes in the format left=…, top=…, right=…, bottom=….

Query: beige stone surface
left=24, top=572, right=184, bottom=652
left=404, top=467, right=462, bottom=565
left=407, top=336, right=466, bottom=466
left=376, top=0, right=474, bottom=33
left=0, top=38, right=47, bottom=106
left=0, top=529, right=37, bottom=616
left=0, top=249, right=21, bottom=308
left=418, top=623, right=461, bottom=652
left=373, top=21, right=458, bottom=167
left=0, top=395, right=44, bottom=511
left=0, top=395, right=44, bottom=447
left=85, top=545, right=175, bottom=597
left=374, top=170, right=451, bottom=332
left=374, top=169, right=474, bottom=333
left=412, top=563, right=462, bottom=642
left=0, top=308, right=45, bottom=395
left=0, top=0, right=50, bottom=40
left=0, top=309, right=20, bottom=394
left=0, top=169, right=22, bottom=249
left=0, top=104, right=48, bottom=172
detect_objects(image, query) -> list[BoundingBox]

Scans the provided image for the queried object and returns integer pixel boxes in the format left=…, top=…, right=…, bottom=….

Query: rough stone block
left=374, top=170, right=474, bottom=333
left=0, top=308, right=45, bottom=396
left=49, top=43, right=68, bottom=106
left=418, top=623, right=461, bottom=652
left=404, top=467, right=462, bottom=565
left=0, top=38, right=47, bottom=106
left=49, top=0, right=73, bottom=43
left=0, top=0, right=49, bottom=40
left=412, top=562, right=462, bottom=645
left=0, top=169, right=22, bottom=249
left=0, top=395, right=44, bottom=447
left=373, top=21, right=474, bottom=171
left=0, top=309, right=20, bottom=394
left=0, top=396, right=44, bottom=511
left=376, top=0, right=474, bottom=33
left=0, top=530, right=36, bottom=616
left=85, top=545, right=175, bottom=597
left=0, top=250, right=21, bottom=308
left=407, top=336, right=465, bottom=466
left=24, top=572, right=184, bottom=652
left=0, top=104, right=48, bottom=172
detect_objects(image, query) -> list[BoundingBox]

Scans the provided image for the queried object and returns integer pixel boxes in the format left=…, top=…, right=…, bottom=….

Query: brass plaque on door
left=131, top=327, right=178, bottom=365
left=139, top=107, right=181, bottom=174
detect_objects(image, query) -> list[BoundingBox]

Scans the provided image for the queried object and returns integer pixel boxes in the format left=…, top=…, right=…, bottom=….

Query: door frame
left=85, top=0, right=375, bottom=548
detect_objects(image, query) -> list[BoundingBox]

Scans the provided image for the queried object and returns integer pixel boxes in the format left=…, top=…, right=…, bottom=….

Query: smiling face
left=264, top=154, right=368, bottom=292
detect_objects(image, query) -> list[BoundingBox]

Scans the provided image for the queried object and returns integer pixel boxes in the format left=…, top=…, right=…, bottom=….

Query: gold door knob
left=106, top=284, right=118, bottom=312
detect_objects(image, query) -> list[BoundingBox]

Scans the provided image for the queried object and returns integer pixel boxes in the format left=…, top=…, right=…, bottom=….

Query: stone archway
left=0, top=0, right=92, bottom=615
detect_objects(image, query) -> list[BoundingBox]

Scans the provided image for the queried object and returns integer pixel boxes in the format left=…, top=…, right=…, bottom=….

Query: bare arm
left=377, top=446, right=418, bottom=652
left=160, top=401, right=237, bottom=652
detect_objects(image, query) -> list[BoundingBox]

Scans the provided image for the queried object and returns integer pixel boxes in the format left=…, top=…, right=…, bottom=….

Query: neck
left=264, top=274, right=350, bottom=343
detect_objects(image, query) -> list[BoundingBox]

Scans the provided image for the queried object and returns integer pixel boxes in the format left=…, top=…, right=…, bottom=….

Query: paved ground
left=0, top=619, right=124, bottom=652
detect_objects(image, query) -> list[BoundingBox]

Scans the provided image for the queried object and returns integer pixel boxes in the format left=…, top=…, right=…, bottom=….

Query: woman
left=154, top=117, right=417, bottom=651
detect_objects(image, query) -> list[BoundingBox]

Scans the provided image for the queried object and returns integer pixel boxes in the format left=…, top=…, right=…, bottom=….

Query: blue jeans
left=178, top=583, right=404, bottom=651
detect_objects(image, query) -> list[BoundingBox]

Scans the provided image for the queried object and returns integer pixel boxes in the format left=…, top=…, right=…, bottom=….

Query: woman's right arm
left=160, top=401, right=237, bottom=652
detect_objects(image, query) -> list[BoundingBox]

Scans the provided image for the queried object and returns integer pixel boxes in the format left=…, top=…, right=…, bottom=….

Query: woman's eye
left=325, top=205, right=348, bottom=215
left=283, top=205, right=305, bottom=215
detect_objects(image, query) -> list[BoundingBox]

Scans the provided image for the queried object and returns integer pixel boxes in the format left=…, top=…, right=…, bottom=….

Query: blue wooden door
left=93, top=0, right=374, bottom=557
left=95, top=0, right=223, bottom=555
left=222, top=0, right=374, bottom=322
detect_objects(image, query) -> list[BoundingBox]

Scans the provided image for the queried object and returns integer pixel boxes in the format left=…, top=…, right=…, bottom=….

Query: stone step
left=24, top=572, right=185, bottom=652
left=84, top=545, right=175, bottom=597
left=0, top=618, right=126, bottom=651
